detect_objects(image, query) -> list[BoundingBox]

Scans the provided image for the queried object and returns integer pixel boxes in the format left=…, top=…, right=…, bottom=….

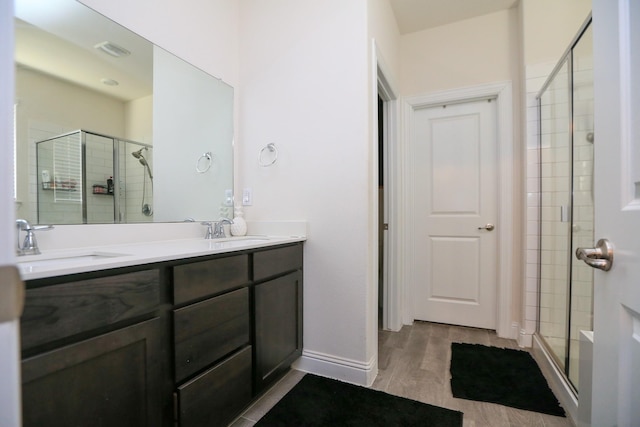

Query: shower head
left=131, top=148, right=145, bottom=159
left=131, top=147, right=153, bottom=180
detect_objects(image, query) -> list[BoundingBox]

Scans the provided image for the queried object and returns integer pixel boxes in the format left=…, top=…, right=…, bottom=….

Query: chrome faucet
left=201, top=218, right=234, bottom=239
left=16, top=219, right=54, bottom=256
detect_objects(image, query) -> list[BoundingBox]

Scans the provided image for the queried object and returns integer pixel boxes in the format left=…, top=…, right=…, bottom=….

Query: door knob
left=478, top=224, right=495, bottom=231
left=576, top=239, right=613, bottom=271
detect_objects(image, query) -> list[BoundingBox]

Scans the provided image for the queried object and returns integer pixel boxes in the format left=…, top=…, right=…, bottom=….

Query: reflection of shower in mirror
left=131, top=147, right=154, bottom=216
left=131, top=147, right=154, bottom=179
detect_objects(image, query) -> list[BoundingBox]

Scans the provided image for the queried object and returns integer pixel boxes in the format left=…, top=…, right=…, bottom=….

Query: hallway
left=235, top=322, right=573, bottom=426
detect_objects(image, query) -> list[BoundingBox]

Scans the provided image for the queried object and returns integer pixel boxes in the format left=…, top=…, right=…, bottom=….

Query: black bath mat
left=450, top=343, right=565, bottom=417
left=255, top=374, right=463, bottom=426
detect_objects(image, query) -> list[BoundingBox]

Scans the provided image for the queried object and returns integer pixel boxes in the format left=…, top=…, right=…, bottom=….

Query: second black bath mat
left=255, top=374, right=463, bottom=426
left=449, top=343, right=565, bottom=417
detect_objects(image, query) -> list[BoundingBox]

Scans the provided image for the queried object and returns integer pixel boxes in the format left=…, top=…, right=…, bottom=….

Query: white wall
left=522, top=0, right=592, bottom=66
left=238, top=0, right=375, bottom=384
left=368, top=0, right=401, bottom=77
left=400, top=10, right=518, bottom=95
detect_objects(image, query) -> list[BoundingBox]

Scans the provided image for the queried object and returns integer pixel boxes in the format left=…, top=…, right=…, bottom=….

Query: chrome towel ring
left=196, top=152, right=213, bottom=173
left=258, top=143, right=278, bottom=167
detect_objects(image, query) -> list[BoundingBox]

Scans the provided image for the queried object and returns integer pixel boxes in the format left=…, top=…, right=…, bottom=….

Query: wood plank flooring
left=374, top=322, right=573, bottom=427
left=232, top=322, right=574, bottom=427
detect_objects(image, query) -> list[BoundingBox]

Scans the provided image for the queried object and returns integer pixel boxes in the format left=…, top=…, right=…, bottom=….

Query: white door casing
left=0, top=1, right=23, bottom=426
left=412, top=99, right=497, bottom=329
left=404, top=82, right=514, bottom=338
left=590, top=0, right=640, bottom=425
left=375, top=41, right=402, bottom=333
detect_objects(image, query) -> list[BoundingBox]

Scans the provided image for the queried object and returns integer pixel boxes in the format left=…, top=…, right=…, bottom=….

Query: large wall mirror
left=14, top=0, right=234, bottom=224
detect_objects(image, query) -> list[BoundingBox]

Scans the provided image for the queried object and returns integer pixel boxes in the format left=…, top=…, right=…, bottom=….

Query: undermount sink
left=201, top=237, right=271, bottom=249
left=18, top=251, right=129, bottom=270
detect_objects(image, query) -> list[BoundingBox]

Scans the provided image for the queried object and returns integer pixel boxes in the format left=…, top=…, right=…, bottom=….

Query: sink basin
left=201, top=238, right=271, bottom=250
left=18, top=251, right=129, bottom=270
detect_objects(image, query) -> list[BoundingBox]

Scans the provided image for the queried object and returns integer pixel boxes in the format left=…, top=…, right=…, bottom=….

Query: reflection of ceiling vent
left=94, top=41, right=131, bottom=58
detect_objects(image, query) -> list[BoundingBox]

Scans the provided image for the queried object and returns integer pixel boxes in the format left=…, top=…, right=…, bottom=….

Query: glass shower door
left=539, top=59, right=572, bottom=373
left=568, top=24, right=594, bottom=389
left=537, top=20, right=593, bottom=393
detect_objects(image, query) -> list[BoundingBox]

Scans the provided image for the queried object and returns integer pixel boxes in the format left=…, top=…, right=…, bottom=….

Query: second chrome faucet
left=201, top=218, right=234, bottom=239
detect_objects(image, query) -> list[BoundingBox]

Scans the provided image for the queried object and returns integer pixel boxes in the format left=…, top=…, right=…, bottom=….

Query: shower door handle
left=576, top=239, right=613, bottom=271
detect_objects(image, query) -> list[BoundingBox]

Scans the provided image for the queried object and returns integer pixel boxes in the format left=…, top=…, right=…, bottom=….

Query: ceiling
left=389, top=0, right=519, bottom=34
left=15, top=0, right=520, bottom=100
left=15, top=0, right=152, bottom=102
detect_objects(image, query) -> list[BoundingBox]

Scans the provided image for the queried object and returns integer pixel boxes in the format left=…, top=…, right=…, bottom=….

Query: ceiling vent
left=94, top=41, right=131, bottom=58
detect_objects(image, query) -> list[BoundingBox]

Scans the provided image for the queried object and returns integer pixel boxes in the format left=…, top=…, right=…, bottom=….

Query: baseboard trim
left=518, top=328, right=533, bottom=348
left=292, top=349, right=377, bottom=387
left=532, top=334, right=578, bottom=424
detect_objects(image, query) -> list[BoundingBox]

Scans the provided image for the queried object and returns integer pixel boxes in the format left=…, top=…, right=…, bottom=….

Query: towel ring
left=196, top=152, right=213, bottom=173
left=258, top=143, right=278, bottom=167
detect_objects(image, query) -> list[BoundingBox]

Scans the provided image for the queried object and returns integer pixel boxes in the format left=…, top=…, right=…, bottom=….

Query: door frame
left=373, top=41, right=402, bottom=332
left=0, top=1, right=23, bottom=425
left=403, top=82, right=516, bottom=339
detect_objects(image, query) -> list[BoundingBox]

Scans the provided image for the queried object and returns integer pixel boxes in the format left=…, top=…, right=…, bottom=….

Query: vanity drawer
left=174, top=287, right=249, bottom=382
left=253, top=244, right=303, bottom=282
left=176, top=345, right=252, bottom=427
left=21, top=270, right=160, bottom=351
left=173, top=254, right=249, bottom=304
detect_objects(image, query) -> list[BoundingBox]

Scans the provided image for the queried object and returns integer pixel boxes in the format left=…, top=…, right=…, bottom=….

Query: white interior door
left=589, top=0, right=640, bottom=425
left=413, top=99, right=497, bottom=329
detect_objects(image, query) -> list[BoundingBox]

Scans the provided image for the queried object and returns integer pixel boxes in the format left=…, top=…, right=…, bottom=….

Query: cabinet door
left=254, top=271, right=302, bottom=391
left=22, top=318, right=163, bottom=427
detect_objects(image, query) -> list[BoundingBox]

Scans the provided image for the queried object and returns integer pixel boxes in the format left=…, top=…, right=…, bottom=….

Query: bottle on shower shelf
left=107, top=176, right=114, bottom=194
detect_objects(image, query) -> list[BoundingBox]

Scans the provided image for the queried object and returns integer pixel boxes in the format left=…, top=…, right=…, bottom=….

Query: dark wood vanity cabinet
left=172, top=254, right=253, bottom=427
left=254, top=245, right=304, bottom=393
left=21, top=269, right=164, bottom=427
left=20, top=242, right=303, bottom=427
left=254, top=270, right=303, bottom=392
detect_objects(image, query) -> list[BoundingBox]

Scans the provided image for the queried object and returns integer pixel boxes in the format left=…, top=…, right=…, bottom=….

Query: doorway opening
left=378, top=94, right=385, bottom=329
left=375, top=53, right=401, bottom=333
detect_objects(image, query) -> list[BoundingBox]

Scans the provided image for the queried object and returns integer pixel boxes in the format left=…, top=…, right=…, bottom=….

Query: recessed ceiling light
left=101, top=78, right=119, bottom=86
left=94, top=41, right=131, bottom=58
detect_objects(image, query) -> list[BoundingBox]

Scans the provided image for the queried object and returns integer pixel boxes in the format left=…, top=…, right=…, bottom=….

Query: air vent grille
left=94, top=41, right=131, bottom=58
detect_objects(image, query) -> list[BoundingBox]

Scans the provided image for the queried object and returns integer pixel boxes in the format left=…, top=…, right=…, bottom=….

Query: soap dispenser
left=230, top=205, right=247, bottom=236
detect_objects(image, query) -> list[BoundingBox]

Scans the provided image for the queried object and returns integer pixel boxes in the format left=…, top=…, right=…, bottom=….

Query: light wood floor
left=232, top=322, right=574, bottom=427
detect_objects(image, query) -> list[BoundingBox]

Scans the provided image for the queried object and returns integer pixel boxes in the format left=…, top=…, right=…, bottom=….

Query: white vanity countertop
left=18, top=235, right=306, bottom=281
